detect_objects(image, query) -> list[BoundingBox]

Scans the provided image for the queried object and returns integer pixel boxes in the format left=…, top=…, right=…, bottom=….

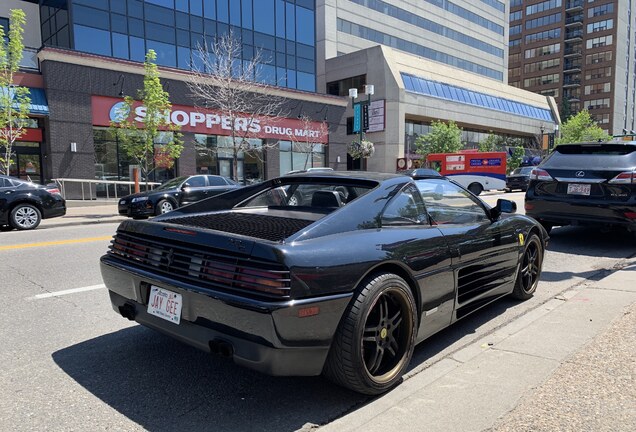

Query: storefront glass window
left=279, top=140, right=325, bottom=175
left=94, top=128, right=176, bottom=182
left=195, top=134, right=264, bottom=184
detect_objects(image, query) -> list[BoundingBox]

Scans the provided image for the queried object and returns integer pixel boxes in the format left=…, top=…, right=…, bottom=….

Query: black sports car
left=505, top=166, right=534, bottom=192
left=525, top=141, right=636, bottom=233
left=118, top=175, right=240, bottom=218
left=101, top=171, right=548, bottom=394
left=0, top=175, right=66, bottom=230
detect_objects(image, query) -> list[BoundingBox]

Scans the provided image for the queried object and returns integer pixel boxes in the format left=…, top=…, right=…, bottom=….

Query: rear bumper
left=42, top=199, right=66, bottom=219
left=100, top=257, right=352, bottom=376
left=506, top=179, right=529, bottom=190
left=526, top=196, right=636, bottom=228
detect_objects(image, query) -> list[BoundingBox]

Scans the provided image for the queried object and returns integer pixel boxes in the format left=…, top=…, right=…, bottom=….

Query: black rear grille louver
left=107, top=231, right=291, bottom=299
left=161, top=213, right=314, bottom=242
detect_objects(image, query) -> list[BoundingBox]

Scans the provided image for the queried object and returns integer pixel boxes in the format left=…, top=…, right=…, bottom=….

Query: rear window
left=542, top=144, right=636, bottom=169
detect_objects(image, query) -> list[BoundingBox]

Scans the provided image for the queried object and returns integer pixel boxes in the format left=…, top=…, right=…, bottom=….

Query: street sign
left=353, top=103, right=361, bottom=133
left=362, top=104, right=369, bottom=131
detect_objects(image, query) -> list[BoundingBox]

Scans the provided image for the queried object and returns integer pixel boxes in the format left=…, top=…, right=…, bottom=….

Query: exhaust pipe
left=209, top=339, right=233, bottom=358
left=118, top=303, right=136, bottom=320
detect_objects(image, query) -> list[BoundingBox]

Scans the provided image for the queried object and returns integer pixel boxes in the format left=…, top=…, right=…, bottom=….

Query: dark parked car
left=525, top=141, right=636, bottom=234
left=0, top=175, right=66, bottom=230
left=118, top=175, right=240, bottom=218
left=101, top=171, right=548, bottom=394
left=506, top=166, right=534, bottom=192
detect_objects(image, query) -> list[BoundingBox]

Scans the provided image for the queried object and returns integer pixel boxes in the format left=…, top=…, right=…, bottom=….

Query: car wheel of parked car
left=156, top=199, right=175, bottom=215
left=468, top=183, right=483, bottom=196
left=288, top=193, right=302, bottom=206
left=10, top=204, right=42, bottom=230
left=511, top=234, right=543, bottom=300
left=323, top=273, right=417, bottom=395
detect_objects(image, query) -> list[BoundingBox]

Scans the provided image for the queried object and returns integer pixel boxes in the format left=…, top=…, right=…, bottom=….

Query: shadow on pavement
left=52, top=326, right=365, bottom=432
left=545, top=226, right=635, bottom=258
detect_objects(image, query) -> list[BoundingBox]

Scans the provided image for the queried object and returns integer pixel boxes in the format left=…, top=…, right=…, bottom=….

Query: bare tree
left=187, top=30, right=287, bottom=182
left=287, top=114, right=329, bottom=171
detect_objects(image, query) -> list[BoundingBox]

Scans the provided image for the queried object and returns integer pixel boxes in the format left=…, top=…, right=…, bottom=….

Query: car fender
left=9, top=196, right=44, bottom=214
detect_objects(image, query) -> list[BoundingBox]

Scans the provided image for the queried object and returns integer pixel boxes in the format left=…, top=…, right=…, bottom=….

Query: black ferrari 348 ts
left=100, top=171, right=548, bottom=395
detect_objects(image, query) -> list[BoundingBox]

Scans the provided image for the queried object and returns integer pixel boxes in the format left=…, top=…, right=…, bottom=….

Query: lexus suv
left=525, top=141, right=636, bottom=233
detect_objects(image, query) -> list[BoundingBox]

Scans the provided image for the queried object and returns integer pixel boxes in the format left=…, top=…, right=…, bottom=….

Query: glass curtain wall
left=405, top=120, right=535, bottom=157
left=50, top=0, right=316, bottom=91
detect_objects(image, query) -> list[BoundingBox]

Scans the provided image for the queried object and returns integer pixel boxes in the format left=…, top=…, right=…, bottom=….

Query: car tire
left=510, top=233, right=543, bottom=300
left=323, top=273, right=417, bottom=395
left=10, top=204, right=42, bottom=230
left=468, top=183, right=483, bottom=196
left=155, top=199, right=175, bottom=215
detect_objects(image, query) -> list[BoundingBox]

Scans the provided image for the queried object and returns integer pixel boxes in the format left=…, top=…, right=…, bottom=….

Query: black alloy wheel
left=323, top=273, right=417, bottom=395
left=156, top=199, right=175, bottom=215
left=468, top=183, right=483, bottom=196
left=511, top=233, right=543, bottom=300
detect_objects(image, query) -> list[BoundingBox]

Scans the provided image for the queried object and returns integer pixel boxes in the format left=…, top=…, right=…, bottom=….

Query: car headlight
left=131, top=197, right=149, bottom=203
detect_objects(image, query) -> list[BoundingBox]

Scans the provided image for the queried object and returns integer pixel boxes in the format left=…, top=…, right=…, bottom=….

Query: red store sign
left=91, top=96, right=328, bottom=144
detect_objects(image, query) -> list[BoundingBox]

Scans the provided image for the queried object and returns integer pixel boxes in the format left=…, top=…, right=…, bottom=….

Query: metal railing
left=54, top=178, right=161, bottom=201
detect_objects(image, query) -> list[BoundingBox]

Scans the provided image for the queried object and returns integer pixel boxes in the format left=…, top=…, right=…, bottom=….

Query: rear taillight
left=530, top=169, right=553, bottom=181
left=608, top=171, right=635, bottom=184
left=47, top=188, right=61, bottom=195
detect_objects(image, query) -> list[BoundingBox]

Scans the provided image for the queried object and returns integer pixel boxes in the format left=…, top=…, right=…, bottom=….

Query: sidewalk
left=39, top=201, right=125, bottom=229
left=317, top=260, right=636, bottom=432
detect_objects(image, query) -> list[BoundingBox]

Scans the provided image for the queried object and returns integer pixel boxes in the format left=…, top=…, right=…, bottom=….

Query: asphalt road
left=1, top=196, right=634, bottom=432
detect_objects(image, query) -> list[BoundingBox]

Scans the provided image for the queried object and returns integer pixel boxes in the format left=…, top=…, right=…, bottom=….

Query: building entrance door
left=9, top=145, right=43, bottom=184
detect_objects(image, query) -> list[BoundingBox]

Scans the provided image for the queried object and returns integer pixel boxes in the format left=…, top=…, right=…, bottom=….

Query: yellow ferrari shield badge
left=518, top=233, right=525, bottom=246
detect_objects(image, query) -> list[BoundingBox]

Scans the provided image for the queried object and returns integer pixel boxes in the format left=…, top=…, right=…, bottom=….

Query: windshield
left=513, top=167, right=534, bottom=175
left=542, top=144, right=636, bottom=169
left=238, top=181, right=374, bottom=208
left=155, top=176, right=188, bottom=191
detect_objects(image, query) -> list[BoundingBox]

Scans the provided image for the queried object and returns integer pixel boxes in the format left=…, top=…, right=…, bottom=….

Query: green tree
left=110, top=50, right=183, bottom=188
left=479, top=132, right=500, bottom=152
left=507, top=146, right=525, bottom=174
left=0, top=9, right=30, bottom=176
left=415, top=120, right=463, bottom=159
left=556, top=109, right=610, bottom=145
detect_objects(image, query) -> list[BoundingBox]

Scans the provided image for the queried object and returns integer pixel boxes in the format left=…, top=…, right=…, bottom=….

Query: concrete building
left=316, top=0, right=559, bottom=172
left=509, top=0, right=636, bottom=135
left=326, top=45, right=559, bottom=173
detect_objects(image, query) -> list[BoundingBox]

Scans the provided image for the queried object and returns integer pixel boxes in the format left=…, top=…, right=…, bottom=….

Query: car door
left=0, top=178, right=14, bottom=224
left=379, top=183, right=456, bottom=341
left=206, top=175, right=234, bottom=197
left=179, top=175, right=209, bottom=205
left=415, top=179, right=519, bottom=322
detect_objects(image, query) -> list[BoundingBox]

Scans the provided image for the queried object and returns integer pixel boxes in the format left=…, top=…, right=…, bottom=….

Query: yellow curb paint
left=0, top=236, right=112, bottom=251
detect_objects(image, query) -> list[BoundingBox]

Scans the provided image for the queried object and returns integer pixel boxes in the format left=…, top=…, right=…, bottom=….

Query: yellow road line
left=0, top=236, right=113, bottom=251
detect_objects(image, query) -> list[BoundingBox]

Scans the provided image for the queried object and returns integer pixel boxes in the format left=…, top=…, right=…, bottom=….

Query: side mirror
left=497, top=199, right=517, bottom=214
left=181, top=183, right=191, bottom=190
left=490, top=199, right=516, bottom=219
